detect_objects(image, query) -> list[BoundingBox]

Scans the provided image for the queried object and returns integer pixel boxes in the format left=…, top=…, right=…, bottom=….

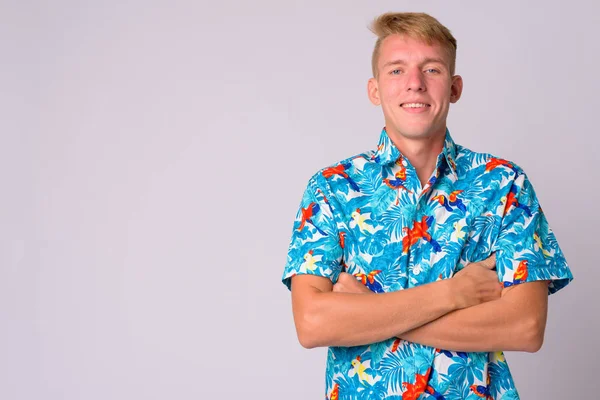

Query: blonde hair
left=370, top=12, right=457, bottom=78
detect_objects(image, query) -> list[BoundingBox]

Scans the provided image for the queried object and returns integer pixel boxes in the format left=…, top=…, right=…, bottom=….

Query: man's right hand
left=451, top=253, right=502, bottom=309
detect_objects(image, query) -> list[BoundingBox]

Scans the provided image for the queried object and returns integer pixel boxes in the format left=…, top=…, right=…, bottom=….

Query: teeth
left=402, top=103, right=429, bottom=108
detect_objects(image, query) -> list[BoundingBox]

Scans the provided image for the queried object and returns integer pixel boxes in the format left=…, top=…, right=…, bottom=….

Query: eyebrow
left=382, top=57, right=447, bottom=69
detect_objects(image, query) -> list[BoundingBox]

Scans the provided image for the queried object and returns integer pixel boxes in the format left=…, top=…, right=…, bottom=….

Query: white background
left=1, top=0, right=597, bottom=398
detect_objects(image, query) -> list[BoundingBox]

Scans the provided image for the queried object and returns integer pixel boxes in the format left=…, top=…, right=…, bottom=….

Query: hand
left=451, top=253, right=502, bottom=309
left=333, top=272, right=372, bottom=294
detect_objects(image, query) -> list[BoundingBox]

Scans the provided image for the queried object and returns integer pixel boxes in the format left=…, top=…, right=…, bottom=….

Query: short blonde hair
left=370, top=12, right=457, bottom=78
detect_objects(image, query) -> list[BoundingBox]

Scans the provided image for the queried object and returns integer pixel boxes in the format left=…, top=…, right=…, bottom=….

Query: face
left=368, top=34, right=463, bottom=142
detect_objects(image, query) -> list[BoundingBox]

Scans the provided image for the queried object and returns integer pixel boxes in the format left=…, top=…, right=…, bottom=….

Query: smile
left=400, top=103, right=431, bottom=108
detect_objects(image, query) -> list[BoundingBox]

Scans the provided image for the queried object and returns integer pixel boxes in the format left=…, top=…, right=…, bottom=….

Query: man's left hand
left=333, top=272, right=373, bottom=294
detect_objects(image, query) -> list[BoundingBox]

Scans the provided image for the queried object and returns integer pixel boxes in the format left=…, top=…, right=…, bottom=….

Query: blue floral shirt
left=282, top=128, right=573, bottom=399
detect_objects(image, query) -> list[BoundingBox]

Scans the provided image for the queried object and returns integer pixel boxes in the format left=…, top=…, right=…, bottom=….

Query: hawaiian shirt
left=282, top=127, right=573, bottom=400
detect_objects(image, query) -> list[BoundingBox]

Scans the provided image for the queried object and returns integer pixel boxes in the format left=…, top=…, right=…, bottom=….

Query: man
left=282, top=12, right=572, bottom=399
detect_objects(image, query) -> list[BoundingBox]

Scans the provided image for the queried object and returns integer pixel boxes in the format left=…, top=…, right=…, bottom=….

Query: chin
left=396, top=127, right=434, bottom=140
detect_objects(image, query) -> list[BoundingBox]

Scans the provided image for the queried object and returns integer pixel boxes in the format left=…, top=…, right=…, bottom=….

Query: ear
left=367, top=77, right=381, bottom=106
left=450, top=75, right=463, bottom=103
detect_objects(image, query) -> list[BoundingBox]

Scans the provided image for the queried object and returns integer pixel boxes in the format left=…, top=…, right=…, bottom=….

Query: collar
left=373, top=127, right=458, bottom=178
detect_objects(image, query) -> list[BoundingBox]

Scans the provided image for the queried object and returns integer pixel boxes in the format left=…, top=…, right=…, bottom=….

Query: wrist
left=438, top=278, right=461, bottom=311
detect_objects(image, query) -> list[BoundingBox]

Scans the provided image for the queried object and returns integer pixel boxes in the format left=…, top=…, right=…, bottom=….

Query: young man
left=282, top=12, right=572, bottom=399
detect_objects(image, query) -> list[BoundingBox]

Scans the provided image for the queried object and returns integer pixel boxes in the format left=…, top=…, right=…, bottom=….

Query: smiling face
left=368, top=34, right=463, bottom=142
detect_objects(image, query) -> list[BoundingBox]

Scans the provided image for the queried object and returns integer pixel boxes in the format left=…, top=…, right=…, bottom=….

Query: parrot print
left=503, top=185, right=532, bottom=217
left=432, top=190, right=466, bottom=212
left=327, top=383, right=339, bottom=400
left=354, top=269, right=385, bottom=293
left=470, top=372, right=493, bottom=399
left=402, top=216, right=442, bottom=254
left=383, top=156, right=413, bottom=205
left=503, top=260, right=529, bottom=288
left=351, top=208, right=378, bottom=234
left=470, top=384, right=492, bottom=399
left=298, top=202, right=327, bottom=236
left=283, top=128, right=573, bottom=399
left=349, top=355, right=380, bottom=386
left=322, top=163, right=361, bottom=192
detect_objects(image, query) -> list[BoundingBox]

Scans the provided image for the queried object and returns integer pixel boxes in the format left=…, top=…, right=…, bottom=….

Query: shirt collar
left=373, top=127, right=458, bottom=178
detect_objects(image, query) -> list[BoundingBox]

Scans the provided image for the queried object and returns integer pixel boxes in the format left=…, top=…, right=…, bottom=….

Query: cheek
left=385, top=82, right=402, bottom=97
left=429, top=81, right=453, bottom=101
left=380, top=85, right=401, bottom=105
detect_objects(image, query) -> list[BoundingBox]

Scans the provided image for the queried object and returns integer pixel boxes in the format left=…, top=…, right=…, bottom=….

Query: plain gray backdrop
left=1, top=0, right=597, bottom=398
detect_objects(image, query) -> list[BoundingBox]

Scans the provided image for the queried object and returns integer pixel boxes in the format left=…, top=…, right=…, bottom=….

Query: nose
left=406, top=69, right=426, bottom=92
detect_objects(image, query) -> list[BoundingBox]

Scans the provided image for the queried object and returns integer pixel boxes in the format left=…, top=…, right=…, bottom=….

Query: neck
left=387, top=128, right=446, bottom=186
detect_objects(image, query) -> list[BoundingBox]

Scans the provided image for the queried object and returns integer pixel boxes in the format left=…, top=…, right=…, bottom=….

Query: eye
left=390, top=69, right=402, bottom=75
left=425, top=68, right=440, bottom=74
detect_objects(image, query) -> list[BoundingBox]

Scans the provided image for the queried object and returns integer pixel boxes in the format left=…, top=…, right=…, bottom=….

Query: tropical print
left=282, top=127, right=573, bottom=399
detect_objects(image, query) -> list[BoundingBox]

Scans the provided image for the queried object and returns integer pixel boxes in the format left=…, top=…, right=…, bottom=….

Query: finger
left=348, top=277, right=372, bottom=294
left=338, top=272, right=351, bottom=279
left=359, top=284, right=372, bottom=294
left=485, top=270, right=498, bottom=280
left=349, top=278, right=371, bottom=293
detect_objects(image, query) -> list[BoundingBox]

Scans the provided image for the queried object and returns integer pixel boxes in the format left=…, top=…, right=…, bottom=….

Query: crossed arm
left=290, top=265, right=548, bottom=353
left=398, top=280, right=548, bottom=352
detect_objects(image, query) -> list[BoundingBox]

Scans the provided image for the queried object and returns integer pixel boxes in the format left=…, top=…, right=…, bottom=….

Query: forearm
left=292, top=278, right=458, bottom=348
left=400, top=293, right=540, bottom=352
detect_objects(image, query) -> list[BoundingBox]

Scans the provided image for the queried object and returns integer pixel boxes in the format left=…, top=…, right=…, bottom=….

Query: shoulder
left=304, top=150, right=376, bottom=190
left=454, top=143, right=526, bottom=180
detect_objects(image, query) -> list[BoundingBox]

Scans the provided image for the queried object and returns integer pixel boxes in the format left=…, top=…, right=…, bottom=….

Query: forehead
left=378, top=34, right=448, bottom=66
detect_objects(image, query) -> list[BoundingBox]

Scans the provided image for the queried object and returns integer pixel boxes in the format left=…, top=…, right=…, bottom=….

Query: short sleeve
left=281, top=174, right=344, bottom=291
left=492, top=172, right=573, bottom=295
